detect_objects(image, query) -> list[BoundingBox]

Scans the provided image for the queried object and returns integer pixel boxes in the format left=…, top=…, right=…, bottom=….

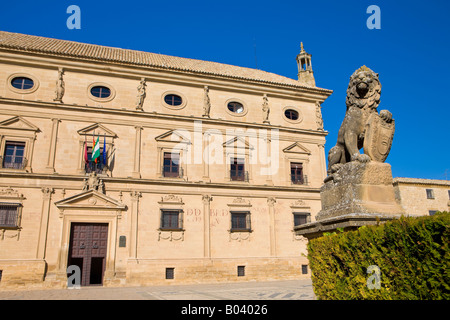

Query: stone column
left=44, top=118, right=60, bottom=173
left=131, top=126, right=143, bottom=178
left=129, top=191, right=142, bottom=259
left=267, top=197, right=277, bottom=256
left=202, top=195, right=213, bottom=258
left=36, top=187, right=55, bottom=260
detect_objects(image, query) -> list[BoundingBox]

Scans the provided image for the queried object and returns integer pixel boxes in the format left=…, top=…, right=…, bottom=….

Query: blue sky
left=1, top=0, right=449, bottom=180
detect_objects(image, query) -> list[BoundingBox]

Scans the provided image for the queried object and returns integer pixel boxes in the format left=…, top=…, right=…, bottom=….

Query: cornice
left=0, top=50, right=333, bottom=102
left=393, top=177, right=450, bottom=187
left=0, top=171, right=321, bottom=194
left=0, top=97, right=328, bottom=138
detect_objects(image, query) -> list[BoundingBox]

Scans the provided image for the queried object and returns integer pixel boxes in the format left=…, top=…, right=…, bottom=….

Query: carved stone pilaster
left=41, top=187, right=55, bottom=199
left=202, top=194, right=213, bottom=258
left=130, top=190, right=142, bottom=200
left=129, top=190, right=142, bottom=259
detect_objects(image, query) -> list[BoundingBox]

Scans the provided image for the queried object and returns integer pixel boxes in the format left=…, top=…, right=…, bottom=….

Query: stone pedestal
left=295, top=161, right=405, bottom=239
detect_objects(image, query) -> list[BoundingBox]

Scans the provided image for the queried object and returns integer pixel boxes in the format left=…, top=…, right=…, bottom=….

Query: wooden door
left=68, top=223, right=108, bottom=286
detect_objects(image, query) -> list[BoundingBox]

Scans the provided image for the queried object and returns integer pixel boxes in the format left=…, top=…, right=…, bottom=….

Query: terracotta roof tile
left=0, top=31, right=332, bottom=92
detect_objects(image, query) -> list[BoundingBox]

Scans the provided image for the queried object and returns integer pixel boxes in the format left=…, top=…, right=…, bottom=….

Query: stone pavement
left=0, top=279, right=315, bottom=300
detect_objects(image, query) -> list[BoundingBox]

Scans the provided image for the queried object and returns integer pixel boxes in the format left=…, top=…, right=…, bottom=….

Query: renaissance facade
left=0, top=31, right=333, bottom=288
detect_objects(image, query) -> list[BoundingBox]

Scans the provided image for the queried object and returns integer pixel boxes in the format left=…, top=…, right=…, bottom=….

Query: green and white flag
left=92, top=136, right=100, bottom=163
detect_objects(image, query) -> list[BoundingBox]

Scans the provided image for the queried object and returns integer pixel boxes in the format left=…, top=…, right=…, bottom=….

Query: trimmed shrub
left=307, top=212, right=450, bottom=299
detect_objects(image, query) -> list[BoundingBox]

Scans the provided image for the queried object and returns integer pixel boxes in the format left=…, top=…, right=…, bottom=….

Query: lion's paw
left=351, top=153, right=371, bottom=163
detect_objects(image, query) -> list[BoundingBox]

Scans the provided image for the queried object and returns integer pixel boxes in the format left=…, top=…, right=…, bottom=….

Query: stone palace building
left=0, top=31, right=333, bottom=288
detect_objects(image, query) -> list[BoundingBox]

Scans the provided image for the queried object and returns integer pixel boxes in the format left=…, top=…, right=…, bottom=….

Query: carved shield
left=363, top=113, right=395, bottom=162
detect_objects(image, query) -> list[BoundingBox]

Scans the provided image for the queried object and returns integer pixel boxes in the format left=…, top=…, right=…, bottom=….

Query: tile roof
left=0, top=31, right=332, bottom=93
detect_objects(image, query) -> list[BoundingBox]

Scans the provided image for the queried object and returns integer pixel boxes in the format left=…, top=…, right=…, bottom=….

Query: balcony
left=0, top=156, right=27, bottom=170
left=162, top=166, right=184, bottom=179
left=85, top=162, right=108, bottom=175
left=291, top=174, right=308, bottom=185
left=230, top=170, right=249, bottom=182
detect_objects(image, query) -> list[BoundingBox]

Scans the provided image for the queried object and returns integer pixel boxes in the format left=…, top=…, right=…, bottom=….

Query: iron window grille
left=237, top=266, right=245, bottom=277
left=0, top=203, right=21, bottom=228
left=160, top=209, right=183, bottom=230
left=293, top=213, right=309, bottom=227
left=165, top=267, right=175, bottom=279
left=301, top=265, right=308, bottom=275
left=230, top=211, right=251, bottom=232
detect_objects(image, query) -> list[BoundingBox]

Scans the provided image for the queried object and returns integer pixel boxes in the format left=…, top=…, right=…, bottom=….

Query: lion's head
left=346, top=66, right=381, bottom=110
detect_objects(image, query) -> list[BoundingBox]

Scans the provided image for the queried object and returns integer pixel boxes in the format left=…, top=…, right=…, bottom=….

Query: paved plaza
left=0, top=279, right=315, bottom=300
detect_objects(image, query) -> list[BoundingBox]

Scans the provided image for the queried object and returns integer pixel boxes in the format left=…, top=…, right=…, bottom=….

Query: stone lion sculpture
left=325, top=66, right=395, bottom=182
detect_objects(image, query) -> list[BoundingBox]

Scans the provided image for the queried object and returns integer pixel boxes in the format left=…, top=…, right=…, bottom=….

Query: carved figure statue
left=135, top=78, right=146, bottom=110
left=262, top=94, right=270, bottom=123
left=315, top=101, right=324, bottom=130
left=326, top=66, right=395, bottom=181
left=203, top=86, right=211, bottom=117
left=54, top=68, right=65, bottom=103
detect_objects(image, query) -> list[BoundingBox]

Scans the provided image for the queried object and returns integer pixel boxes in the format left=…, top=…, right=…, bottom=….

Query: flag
left=92, top=136, right=100, bottom=163
left=102, top=133, right=107, bottom=166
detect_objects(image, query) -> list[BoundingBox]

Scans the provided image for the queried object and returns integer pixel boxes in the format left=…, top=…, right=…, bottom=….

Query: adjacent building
left=394, top=178, right=450, bottom=216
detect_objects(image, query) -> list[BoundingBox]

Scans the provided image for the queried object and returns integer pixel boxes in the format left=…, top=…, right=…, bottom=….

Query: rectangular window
left=293, top=213, right=309, bottom=226
left=231, top=211, right=251, bottom=231
left=2, top=141, right=26, bottom=169
left=426, top=189, right=435, bottom=199
left=160, top=209, right=182, bottom=230
left=237, top=266, right=245, bottom=277
left=291, top=162, right=304, bottom=185
left=429, top=210, right=437, bottom=216
left=165, top=267, right=174, bottom=279
left=301, top=265, right=308, bottom=275
left=163, top=152, right=180, bottom=178
left=230, top=158, right=246, bottom=181
left=0, top=203, right=20, bottom=228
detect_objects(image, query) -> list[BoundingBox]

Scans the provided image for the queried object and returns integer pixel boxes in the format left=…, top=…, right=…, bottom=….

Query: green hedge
left=307, top=212, right=450, bottom=299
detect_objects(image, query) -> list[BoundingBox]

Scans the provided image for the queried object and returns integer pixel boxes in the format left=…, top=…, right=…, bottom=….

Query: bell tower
left=296, top=42, right=315, bottom=87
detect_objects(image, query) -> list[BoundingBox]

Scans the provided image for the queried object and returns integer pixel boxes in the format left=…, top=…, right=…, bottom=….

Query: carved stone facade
left=0, top=31, right=332, bottom=288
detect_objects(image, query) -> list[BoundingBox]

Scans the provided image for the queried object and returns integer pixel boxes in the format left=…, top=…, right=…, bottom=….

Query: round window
left=284, top=109, right=299, bottom=121
left=11, top=77, right=34, bottom=90
left=227, top=102, right=244, bottom=114
left=164, top=94, right=183, bottom=106
left=90, top=86, right=111, bottom=99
